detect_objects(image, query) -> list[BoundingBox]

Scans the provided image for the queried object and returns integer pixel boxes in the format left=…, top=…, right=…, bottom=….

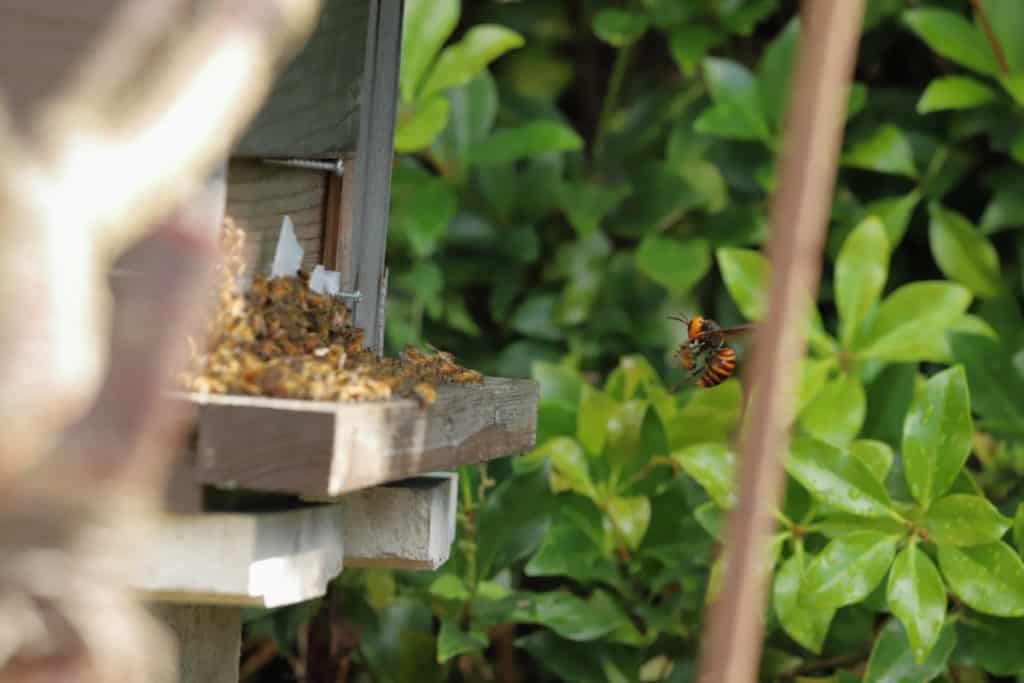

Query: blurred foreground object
left=0, top=0, right=321, bottom=680
left=696, top=3, right=866, bottom=683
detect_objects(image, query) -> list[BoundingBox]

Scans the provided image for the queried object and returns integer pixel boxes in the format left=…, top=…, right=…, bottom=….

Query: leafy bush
left=244, top=1, right=1024, bottom=681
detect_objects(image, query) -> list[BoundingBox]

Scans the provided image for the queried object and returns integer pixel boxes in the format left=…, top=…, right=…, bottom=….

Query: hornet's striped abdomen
left=696, top=347, right=737, bottom=388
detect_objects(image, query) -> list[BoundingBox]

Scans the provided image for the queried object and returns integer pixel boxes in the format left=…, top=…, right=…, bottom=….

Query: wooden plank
left=132, top=476, right=459, bottom=605
left=149, top=604, right=241, bottom=683
left=188, top=377, right=538, bottom=498
left=225, top=159, right=327, bottom=273
left=337, top=472, right=457, bottom=569
left=347, top=0, right=403, bottom=352
left=232, top=0, right=370, bottom=158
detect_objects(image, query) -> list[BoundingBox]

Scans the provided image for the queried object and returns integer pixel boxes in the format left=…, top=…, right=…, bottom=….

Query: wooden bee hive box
left=3, top=1, right=538, bottom=680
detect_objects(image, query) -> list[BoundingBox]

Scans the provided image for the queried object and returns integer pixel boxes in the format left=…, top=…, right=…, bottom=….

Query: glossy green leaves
left=786, top=436, right=899, bottom=520
left=902, top=366, right=972, bottom=508
left=886, top=543, right=946, bottom=662
left=774, top=553, right=835, bottom=654
left=835, top=217, right=890, bottom=348
left=716, top=247, right=768, bottom=320
left=672, top=444, right=736, bottom=509
left=903, top=8, right=1000, bottom=76
left=802, top=531, right=900, bottom=608
left=918, top=76, right=998, bottom=113
left=938, top=542, right=1024, bottom=616
left=920, top=495, right=1011, bottom=547
left=864, top=619, right=957, bottom=683
left=928, top=204, right=1002, bottom=298
left=856, top=282, right=972, bottom=362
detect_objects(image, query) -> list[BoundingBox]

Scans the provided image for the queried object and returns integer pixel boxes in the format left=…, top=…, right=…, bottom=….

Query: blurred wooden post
left=695, top=3, right=866, bottom=683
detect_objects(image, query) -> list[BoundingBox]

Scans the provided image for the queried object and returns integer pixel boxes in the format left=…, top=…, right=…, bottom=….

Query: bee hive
left=175, top=220, right=538, bottom=499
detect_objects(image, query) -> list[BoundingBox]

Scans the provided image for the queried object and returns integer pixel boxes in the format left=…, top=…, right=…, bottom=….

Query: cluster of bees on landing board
left=176, top=220, right=483, bottom=408
left=671, top=314, right=753, bottom=389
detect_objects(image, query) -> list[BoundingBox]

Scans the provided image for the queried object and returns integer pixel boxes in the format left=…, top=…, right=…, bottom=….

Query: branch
left=695, top=3, right=866, bottom=683
left=968, top=0, right=1010, bottom=75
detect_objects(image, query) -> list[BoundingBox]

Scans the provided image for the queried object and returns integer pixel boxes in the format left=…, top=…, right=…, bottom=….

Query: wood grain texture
left=233, top=0, right=370, bottom=157
left=186, top=377, right=538, bottom=498
left=347, top=0, right=403, bottom=352
left=149, top=604, right=241, bottom=683
left=225, top=159, right=326, bottom=273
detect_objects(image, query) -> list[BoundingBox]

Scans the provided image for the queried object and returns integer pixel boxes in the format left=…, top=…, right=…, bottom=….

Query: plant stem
left=968, top=0, right=1011, bottom=74
left=594, top=45, right=633, bottom=166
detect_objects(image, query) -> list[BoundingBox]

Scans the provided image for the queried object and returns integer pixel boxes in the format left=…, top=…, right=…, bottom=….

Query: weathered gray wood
left=336, top=472, right=457, bottom=569
left=186, top=377, right=537, bottom=497
left=132, top=475, right=458, bottom=604
left=150, top=604, right=241, bottom=683
left=233, top=0, right=370, bottom=157
left=347, top=0, right=403, bottom=352
left=225, top=159, right=326, bottom=272
left=134, top=504, right=346, bottom=607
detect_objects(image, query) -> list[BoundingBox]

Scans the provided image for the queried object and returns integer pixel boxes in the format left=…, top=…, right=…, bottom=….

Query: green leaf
left=928, top=204, right=1002, bottom=298
left=981, top=184, right=1024, bottom=234
left=815, top=515, right=907, bottom=539
left=842, top=125, right=918, bottom=177
left=430, top=573, right=470, bottom=601
left=667, top=381, right=742, bottom=449
left=672, top=443, right=737, bottom=509
left=864, top=619, right=956, bottom=683
left=774, top=553, right=835, bottom=654
left=938, top=542, right=1024, bottom=616
left=437, top=615, right=488, bottom=662
left=886, top=543, right=947, bottom=663
left=949, top=332, right=1024, bottom=424
left=515, top=590, right=631, bottom=641
left=694, top=104, right=767, bottom=142
left=558, top=181, right=631, bottom=237
left=795, top=357, right=835, bottom=418
left=693, top=501, right=724, bottom=540
left=856, top=282, right=972, bottom=362
left=800, top=374, right=867, bottom=446
left=577, top=385, right=618, bottom=457
left=979, top=0, right=1024, bottom=71
left=419, top=25, right=525, bottom=100
left=390, top=164, right=457, bottom=258
left=541, top=437, right=595, bottom=498
left=606, top=496, right=651, bottom=551
left=716, top=248, right=768, bottom=320
left=902, top=8, right=1000, bottom=76
left=399, top=0, right=459, bottom=102
left=669, top=25, right=724, bottom=77
left=526, top=501, right=617, bottom=583
left=836, top=217, right=890, bottom=348
left=469, top=121, right=583, bottom=165
left=635, top=236, right=711, bottom=295
left=802, top=531, right=900, bottom=608
left=850, top=440, right=895, bottom=482
left=532, top=361, right=583, bottom=405
left=432, top=71, right=498, bottom=179
left=701, top=57, right=771, bottom=143
left=861, top=191, right=921, bottom=248
left=901, top=366, right=973, bottom=508
left=957, top=615, right=1024, bottom=676
left=395, top=97, right=450, bottom=152
left=605, top=400, right=648, bottom=480
left=917, top=76, right=998, bottom=114
left=476, top=468, right=554, bottom=577
left=510, top=295, right=560, bottom=341
left=786, top=436, right=898, bottom=520
left=756, top=17, right=799, bottom=131
left=1016, top=503, right=1024, bottom=553
left=921, top=494, right=1011, bottom=547
left=592, top=8, right=649, bottom=47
